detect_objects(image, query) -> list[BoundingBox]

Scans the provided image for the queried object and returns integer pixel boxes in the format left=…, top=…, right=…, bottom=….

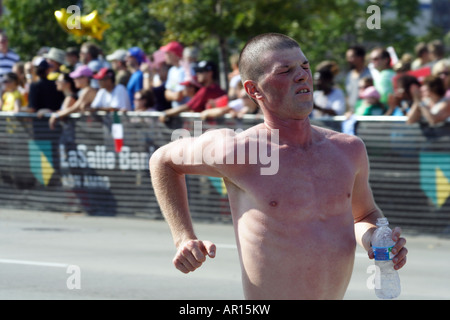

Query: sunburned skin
left=149, top=35, right=408, bottom=300
left=222, top=124, right=362, bottom=299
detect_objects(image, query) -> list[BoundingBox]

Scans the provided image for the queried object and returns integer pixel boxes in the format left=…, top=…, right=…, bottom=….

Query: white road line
left=0, top=259, right=69, bottom=268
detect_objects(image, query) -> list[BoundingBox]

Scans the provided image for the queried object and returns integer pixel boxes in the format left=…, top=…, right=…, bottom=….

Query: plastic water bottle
left=371, top=217, right=401, bottom=299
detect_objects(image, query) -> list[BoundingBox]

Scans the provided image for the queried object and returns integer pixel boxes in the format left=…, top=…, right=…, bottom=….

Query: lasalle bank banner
left=0, top=113, right=449, bottom=234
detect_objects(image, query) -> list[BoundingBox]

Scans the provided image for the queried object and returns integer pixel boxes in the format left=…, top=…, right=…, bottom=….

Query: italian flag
left=112, top=111, right=123, bottom=153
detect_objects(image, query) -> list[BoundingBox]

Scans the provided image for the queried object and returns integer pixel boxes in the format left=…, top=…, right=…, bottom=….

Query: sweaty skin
left=150, top=43, right=407, bottom=300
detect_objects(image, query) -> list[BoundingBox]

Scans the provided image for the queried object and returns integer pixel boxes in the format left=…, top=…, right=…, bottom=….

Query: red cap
left=93, top=68, right=114, bottom=80
left=180, top=76, right=202, bottom=88
left=160, top=41, right=184, bottom=58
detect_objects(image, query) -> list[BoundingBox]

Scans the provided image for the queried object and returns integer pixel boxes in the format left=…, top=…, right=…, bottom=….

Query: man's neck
left=104, top=84, right=115, bottom=93
left=353, top=64, right=365, bottom=74
left=263, top=113, right=313, bottom=149
left=201, top=79, right=214, bottom=87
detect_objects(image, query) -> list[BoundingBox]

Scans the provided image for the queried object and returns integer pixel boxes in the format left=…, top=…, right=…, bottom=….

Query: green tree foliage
left=149, top=0, right=425, bottom=70
left=1, top=0, right=444, bottom=77
left=82, top=0, right=164, bottom=54
left=0, top=0, right=78, bottom=60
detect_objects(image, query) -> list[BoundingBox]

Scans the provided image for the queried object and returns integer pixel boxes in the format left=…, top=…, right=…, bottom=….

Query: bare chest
left=232, top=146, right=356, bottom=217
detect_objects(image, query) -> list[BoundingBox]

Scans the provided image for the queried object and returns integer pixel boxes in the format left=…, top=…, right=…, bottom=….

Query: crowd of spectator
left=0, top=30, right=449, bottom=128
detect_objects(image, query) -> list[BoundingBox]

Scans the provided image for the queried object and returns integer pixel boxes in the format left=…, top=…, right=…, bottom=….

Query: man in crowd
left=370, top=47, right=395, bottom=105
left=160, top=41, right=192, bottom=108
left=345, top=45, right=372, bottom=112
left=90, top=68, right=131, bottom=111
left=158, top=60, right=226, bottom=122
left=0, top=32, right=20, bottom=95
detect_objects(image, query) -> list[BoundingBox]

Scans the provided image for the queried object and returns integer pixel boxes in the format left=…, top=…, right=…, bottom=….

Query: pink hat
left=151, top=50, right=166, bottom=68
left=69, top=65, right=93, bottom=79
left=160, top=41, right=184, bottom=58
left=361, top=86, right=380, bottom=100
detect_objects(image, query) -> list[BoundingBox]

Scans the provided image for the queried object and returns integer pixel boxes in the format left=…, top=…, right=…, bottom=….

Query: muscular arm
left=149, top=130, right=232, bottom=272
left=351, top=137, right=407, bottom=269
left=351, top=137, right=382, bottom=251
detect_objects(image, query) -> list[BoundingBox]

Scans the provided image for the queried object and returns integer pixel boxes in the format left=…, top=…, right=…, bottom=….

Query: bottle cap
left=376, top=217, right=389, bottom=227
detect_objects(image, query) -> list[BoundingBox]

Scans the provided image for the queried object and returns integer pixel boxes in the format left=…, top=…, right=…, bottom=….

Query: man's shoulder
left=1, top=50, right=20, bottom=61
left=195, top=124, right=263, bottom=148
left=114, top=84, right=128, bottom=94
left=314, top=125, right=365, bottom=150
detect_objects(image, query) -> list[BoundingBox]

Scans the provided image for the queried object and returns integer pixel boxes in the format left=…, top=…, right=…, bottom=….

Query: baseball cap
left=69, top=65, right=93, bottom=79
left=180, top=76, right=202, bottom=88
left=160, top=41, right=184, bottom=58
left=128, top=47, right=145, bottom=64
left=106, top=49, right=127, bottom=62
left=194, top=60, right=216, bottom=73
left=93, top=68, right=115, bottom=80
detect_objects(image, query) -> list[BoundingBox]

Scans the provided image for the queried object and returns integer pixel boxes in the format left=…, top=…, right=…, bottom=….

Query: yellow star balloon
left=54, top=8, right=85, bottom=37
left=54, top=9, right=110, bottom=41
left=80, top=10, right=110, bottom=41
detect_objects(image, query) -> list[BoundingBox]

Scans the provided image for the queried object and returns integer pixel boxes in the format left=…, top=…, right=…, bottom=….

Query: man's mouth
left=296, top=88, right=311, bottom=94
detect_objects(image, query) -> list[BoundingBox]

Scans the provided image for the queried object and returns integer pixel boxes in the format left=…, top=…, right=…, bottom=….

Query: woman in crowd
left=133, top=89, right=155, bottom=112
left=406, top=75, right=450, bottom=125
left=55, top=71, right=78, bottom=112
left=386, top=75, right=421, bottom=116
left=48, top=65, right=97, bottom=129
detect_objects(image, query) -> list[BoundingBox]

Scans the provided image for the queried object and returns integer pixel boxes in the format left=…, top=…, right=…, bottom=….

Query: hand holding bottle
left=368, top=224, right=408, bottom=271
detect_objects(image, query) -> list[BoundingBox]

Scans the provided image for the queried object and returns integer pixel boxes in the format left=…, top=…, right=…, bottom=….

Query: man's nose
left=294, top=67, right=309, bottom=83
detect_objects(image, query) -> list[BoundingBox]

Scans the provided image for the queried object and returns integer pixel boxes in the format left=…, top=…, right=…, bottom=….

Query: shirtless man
left=150, top=33, right=407, bottom=299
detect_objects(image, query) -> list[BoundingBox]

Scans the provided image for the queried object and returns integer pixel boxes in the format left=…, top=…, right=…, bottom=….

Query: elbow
left=405, top=115, right=418, bottom=124
left=149, top=147, right=165, bottom=175
left=149, top=145, right=177, bottom=176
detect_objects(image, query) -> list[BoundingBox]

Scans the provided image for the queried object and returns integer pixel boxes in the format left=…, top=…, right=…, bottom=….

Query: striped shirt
left=0, top=50, right=20, bottom=77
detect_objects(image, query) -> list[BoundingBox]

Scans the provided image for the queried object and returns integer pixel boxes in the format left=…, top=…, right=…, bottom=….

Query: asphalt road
left=1, top=208, right=449, bottom=300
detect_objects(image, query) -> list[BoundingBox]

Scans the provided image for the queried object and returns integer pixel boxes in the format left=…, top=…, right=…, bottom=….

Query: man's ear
left=243, top=80, right=264, bottom=101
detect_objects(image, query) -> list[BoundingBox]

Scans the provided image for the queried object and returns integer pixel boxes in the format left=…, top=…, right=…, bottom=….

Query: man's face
left=346, top=49, right=363, bottom=70
left=126, top=55, right=138, bottom=69
left=98, top=78, right=109, bottom=89
left=370, top=49, right=386, bottom=71
left=253, top=47, right=314, bottom=120
left=164, top=51, right=178, bottom=66
left=196, top=70, right=211, bottom=84
left=0, top=35, right=8, bottom=53
left=80, top=48, right=90, bottom=64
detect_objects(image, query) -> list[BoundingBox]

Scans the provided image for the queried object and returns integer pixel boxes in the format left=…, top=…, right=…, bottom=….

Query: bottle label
left=372, top=245, right=394, bottom=261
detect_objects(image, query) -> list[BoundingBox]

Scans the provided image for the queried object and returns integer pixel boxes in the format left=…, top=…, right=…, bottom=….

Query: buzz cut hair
left=238, top=33, right=301, bottom=83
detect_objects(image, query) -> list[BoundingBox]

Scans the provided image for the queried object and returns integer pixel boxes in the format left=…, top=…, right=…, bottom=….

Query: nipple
left=269, top=201, right=278, bottom=207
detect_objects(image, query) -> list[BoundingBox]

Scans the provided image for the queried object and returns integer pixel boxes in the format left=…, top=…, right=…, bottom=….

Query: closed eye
left=302, top=62, right=310, bottom=70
